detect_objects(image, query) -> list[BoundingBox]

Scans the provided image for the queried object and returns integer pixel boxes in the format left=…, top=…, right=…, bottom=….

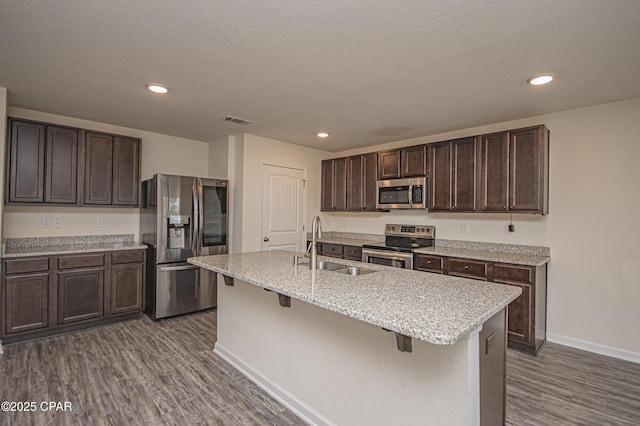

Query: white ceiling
left=1, top=1, right=640, bottom=152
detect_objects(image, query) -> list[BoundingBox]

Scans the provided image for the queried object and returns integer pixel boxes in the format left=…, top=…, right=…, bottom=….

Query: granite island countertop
left=1, top=234, right=147, bottom=258
left=188, top=250, right=522, bottom=346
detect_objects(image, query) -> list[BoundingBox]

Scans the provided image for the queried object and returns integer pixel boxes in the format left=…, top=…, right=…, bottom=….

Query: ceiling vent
left=223, top=116, right=253, bottom=125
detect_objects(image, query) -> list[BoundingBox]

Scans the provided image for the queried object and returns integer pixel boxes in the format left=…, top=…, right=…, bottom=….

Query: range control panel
left=385, top=224, right=435, bottom=238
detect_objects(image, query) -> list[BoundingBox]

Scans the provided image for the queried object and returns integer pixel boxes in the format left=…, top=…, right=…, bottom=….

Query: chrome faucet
left=307, top=215, right=323, bottom=271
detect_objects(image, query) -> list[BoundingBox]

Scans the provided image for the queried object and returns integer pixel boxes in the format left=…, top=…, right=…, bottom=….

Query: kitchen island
left=188, top=250, right=521, bottom=425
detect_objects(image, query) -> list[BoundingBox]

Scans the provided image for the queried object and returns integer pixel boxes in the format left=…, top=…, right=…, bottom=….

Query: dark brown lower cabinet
left=58, top=268, right=104, bottom=324
left=4, top=273, right=49, bottom=335
left=110, top=263, right=144, bottom=315
left=414, top=253, right=547, bottom=354
left=2, top=249, right=145, bottom=343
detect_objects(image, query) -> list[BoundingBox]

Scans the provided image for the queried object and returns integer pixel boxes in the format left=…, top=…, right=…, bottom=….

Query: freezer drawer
left=153, top=263, right=217, bottom=319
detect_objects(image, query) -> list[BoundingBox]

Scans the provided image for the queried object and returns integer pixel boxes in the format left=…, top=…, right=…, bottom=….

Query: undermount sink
left=315, top=260, right=346, bottom=271
left=311, top=260, right=377, bottom=276
left=334, top=266, right=376, bottom=276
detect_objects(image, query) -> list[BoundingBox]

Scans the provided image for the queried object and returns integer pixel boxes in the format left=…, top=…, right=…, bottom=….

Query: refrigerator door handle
left=197, top=177, right=205, bottom=256
left=191, top=178, right=199, bottom=256
left=159, top=264, right=200, bottom=272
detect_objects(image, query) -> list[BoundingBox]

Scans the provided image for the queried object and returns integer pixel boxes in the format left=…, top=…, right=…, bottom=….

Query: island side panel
left=214, top=278, right=481, bottom=426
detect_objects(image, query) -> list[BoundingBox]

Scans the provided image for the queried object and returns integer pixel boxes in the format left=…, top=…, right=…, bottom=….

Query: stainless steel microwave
left=376, top=177, right=428, bottom=209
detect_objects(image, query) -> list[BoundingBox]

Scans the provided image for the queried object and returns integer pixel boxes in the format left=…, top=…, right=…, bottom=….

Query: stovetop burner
left=362, top=224, right=435, bottom=252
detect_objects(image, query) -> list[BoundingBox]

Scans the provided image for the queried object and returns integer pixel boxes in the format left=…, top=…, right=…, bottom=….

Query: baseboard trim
left=547, top=333, right=640, bottom=364
left=214, top=342, right=334, bottom=426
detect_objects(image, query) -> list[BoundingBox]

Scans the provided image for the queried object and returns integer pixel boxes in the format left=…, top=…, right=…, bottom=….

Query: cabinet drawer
left=58, top=253, right=105, bottom=270
left=448, top=258, right=488, bottom=280
left=493, top=263, right=534, bottom=284
left=4, top=257, right=50, bottom=275
left=320, top=243, right=343, bottom=258
left=111, top=250, right=144, bottom=265
left=343, top=245, right=363, bottom=261
left=414, top=254, right=444, bottom=272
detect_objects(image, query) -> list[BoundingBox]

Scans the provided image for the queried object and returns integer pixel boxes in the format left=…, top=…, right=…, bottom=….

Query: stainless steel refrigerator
left=140, top=174, right=228, bottom=319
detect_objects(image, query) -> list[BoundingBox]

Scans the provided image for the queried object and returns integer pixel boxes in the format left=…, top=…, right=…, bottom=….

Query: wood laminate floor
left=1, top=310, right=639, bottom=425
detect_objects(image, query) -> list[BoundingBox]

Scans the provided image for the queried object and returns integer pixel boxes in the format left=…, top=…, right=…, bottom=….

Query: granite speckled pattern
left=1, top=234, right=147, bottom=258
left=188, top=250, right=521, bottom=346
left=309, top=231, right=550, bottom=266
left=307, top=231, right=384, bottom=247
left=414, top=246, right=550, bottom=266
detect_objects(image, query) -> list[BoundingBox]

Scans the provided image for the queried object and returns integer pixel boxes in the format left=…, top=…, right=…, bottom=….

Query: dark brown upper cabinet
left=377, top=145, right=427, bottom=179
left=6, top=118, right=78, bottom=205
left=428, top=137, right=477, bottom=212
left=5, top=118, right=140, bottom=207
left=82, top=132, right=141, bottom=207
left=346, top=153, right=378, bottom=211
left=478, top=125, right=549, bottom=214
left=321, top=158, right=347, bottom=211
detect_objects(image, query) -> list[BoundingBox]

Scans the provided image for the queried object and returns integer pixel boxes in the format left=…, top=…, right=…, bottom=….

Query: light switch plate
left=54, top=217, right=61, bottom=229
left=96, top=217, right=104, bottom=228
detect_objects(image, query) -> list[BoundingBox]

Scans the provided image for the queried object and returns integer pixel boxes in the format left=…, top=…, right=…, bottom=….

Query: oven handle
left=361, top=248, right=414, bottom=262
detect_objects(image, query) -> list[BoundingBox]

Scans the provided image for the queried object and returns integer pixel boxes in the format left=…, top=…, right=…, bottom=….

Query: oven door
left=362, top=248, right=413, bottom=269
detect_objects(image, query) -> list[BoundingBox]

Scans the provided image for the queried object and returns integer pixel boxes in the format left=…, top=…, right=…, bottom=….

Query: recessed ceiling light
left=146, top=83, right=169, bottom=94
left=527, top=74, right=555, bottom=86
left=317, top=132, right=330, bottom=138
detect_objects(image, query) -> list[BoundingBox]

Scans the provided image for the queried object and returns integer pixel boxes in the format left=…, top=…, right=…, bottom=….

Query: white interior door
left=261, top=164, right=306, bottom=252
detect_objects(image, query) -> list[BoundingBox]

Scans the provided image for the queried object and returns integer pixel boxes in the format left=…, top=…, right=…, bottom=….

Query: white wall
left=0, top=88, right=7, bottom=240
left=236, top=134, right=327, bottom=253
left=3, top=107, right=211, bottom=241
left=327, top=98, right=640, bottom=360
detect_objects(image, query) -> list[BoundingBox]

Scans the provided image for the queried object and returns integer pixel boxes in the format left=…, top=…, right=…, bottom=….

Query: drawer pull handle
left=464, top=265, right=469, bottom=270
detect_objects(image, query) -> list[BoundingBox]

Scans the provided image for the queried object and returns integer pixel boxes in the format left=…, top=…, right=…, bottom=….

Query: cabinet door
left=451, top=137, right=476, bottom=211
left=58, top=268, right=104, bottom=324
left=321, top=160, right=334, bottom=211
left=83, top=132, right=113, bottom=205
left=113, top=136, right=140, bottom=206
left=346, top=153, right=377, bottom=211
left=333, top=158, right=347, bottom=211
left=428, top=141, right=452, bottom=211
left=110, top=263, right=144, bottom=315
left=401, top=145, right=427, bottom=177
left=7, top=119, right=45, bottom=203
left=4, top=273, right=49, bottom=335
left=478, top=131, right=509, bottom=212
left=45, top=126, right=78, bottom=204
left=493, top=263, right=535, bottom=347
left=378, top=150, right=401, bottom=179
left=509, top=126, right=546, bottom=213
left=362, top=152, right=378, bottom=211
left=346, top=155, right=364, bottom=211
left=321, top=158, right=347, bottom=211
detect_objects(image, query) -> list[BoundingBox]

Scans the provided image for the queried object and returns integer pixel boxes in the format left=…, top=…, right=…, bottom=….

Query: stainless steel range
left=362, top=224, right=435, bottom=269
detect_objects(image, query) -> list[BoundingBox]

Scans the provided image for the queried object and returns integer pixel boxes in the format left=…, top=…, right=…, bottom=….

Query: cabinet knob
left=263, top=237, right=269, bottom=242
left=426, top=261, right=432, bottom=265
left=503, top=206, right=507, bottom=210
left=464, top=265, right=469, bottom=270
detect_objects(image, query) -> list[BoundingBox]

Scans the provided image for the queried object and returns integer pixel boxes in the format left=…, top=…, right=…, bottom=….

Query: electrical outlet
left=41, top=217, right=51, bottom=228
left=96, top=217, right=104, bottom=228
left=54, top=217, right=61, bottom=229
left=460, top=223, right=468, bottom=234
